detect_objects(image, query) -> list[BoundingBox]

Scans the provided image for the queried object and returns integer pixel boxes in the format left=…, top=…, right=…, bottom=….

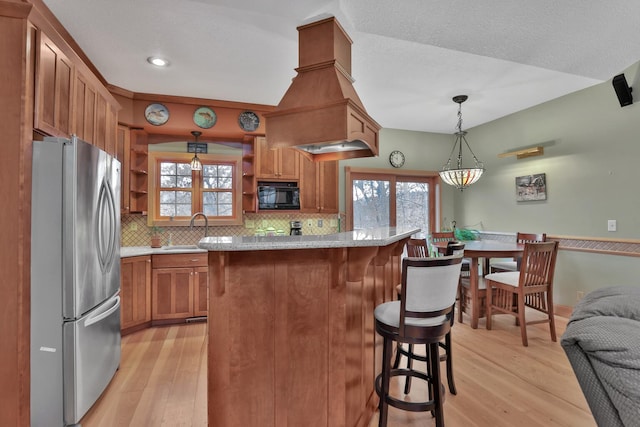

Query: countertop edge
left=120, top=247, right=207, bottom=258
left=196, top=227, right=419, bottom=252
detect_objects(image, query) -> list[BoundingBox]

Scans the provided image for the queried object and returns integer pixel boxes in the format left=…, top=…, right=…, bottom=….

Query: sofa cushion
left=561, top=286, right=640, bottom=427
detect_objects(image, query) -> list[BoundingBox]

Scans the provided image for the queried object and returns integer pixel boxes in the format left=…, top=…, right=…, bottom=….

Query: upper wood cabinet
left=34, top=29, right=119, bottom=155
left=255, top=136, right=299, bottom=180
left=73, top=67, right=118, bottom=154
left=299, top=157, right=339, bottom=213
left=35, top=31, right=73, bottom=138
left=73, top=70, right=96, bottom=144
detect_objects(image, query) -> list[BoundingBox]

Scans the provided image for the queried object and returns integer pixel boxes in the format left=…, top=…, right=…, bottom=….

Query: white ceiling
left=43, top=0, right=640, bottom=134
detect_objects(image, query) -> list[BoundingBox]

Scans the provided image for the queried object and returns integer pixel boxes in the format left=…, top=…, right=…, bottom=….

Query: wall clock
left=238, top=111, right=260, bottom=132
left=144, top=103, right=169, bottom=126
left=193, top=106, right=217, bottom=129
left=389, top=150, right=405, bottom=168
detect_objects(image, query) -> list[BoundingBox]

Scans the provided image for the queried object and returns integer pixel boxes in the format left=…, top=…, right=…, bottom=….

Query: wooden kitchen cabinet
left=35, top=29, right=119, bottom=153
left=129, top=129, right=149, bottom=214
left=99, top=95, right=118, bottom=155
left=116, top=124, right=131, bottom=213
left=193, top=266, right=209, bottom=317
left=152, top=267, right=194, bottom=320
left=73, top=70, right=96, bottom=144
left=255, top=136, right=300, bottom=180
left=73, top=69, right=118, bottom=155
left=120, top=255, right=152, bottom=335
left=299, top=157, right=339, bottom=213
left=151, top=253, right=208, bottom=322
left=35, top=31, right=73, bottom=138
left=242, top=142, right=256, bottom=213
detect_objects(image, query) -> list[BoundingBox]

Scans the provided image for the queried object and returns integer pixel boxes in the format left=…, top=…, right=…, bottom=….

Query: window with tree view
left=348, top=169, right=439, bottom=234
left=150, top=152, right=242, bottom=226
left=353, top=179, right=390, bottom=228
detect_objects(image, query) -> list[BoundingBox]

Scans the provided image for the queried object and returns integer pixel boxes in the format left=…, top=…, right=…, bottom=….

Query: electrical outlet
left=130, top=223, right=138, bottom=231
left=607, top=219, right=617, bottom=232
left=245, top=219, right=255, bottom=229
left=317, top=219, right=323, bottom=227
left=329, top=219, right=337, bottom=227
left=576, top=291, right=584, bottom=301
left=307, top=219, right=313, bottom=227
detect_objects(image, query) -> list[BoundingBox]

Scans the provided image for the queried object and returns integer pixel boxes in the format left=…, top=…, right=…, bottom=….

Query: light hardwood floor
left=82, top=312, right=594, bottom=427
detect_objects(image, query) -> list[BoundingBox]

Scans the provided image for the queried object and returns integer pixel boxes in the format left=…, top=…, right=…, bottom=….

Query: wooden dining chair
left=431, top=231, right=455, bottom=242
left=485, top=241, right=559, bottom=346
left=431, top=232, right=470, bottom=274
left=490, top=232, right=547, bottom=273
left=406, top=238, right=429, bottom=257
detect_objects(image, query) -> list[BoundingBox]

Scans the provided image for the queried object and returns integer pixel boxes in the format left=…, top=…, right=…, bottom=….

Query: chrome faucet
left=189, top=212, right=209, bottom=237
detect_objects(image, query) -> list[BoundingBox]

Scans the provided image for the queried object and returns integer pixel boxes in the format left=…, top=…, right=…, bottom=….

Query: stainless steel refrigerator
left=31, top=136, right=121, bottom=426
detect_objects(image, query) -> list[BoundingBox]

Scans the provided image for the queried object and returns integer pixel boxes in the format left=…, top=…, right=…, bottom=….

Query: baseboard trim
left=555, top=304, right=573, bottom=318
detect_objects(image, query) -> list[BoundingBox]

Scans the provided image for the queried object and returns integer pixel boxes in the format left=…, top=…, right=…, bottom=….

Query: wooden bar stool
left=393, top=241, right=465, bottom=395
left=375, top=255, right=463, bottom=427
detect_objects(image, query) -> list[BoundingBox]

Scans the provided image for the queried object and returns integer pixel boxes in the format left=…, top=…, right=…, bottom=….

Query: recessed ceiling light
left=147, top=56, right=170, bottom=67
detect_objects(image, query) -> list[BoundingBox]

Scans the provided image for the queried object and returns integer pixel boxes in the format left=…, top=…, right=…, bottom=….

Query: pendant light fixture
left=189, top=131, right=203, bottom=171
left=439, top=95, right=484, bottom=191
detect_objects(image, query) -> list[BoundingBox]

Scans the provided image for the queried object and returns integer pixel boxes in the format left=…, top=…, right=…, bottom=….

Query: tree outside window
left=347, top=168, right=439, bottom=235
left=148, top=152, right=242, bottom=226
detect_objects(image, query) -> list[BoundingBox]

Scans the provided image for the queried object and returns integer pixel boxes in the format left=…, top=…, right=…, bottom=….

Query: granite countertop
left=196, top=227, right=420, bottom=252
left=120, top=245, right=207, bottom=258
left=121, top=228, right=419, bottom=258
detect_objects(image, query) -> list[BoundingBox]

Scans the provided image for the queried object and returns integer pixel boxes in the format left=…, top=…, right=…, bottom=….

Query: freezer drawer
left=63, top=295, right=121, bottom=425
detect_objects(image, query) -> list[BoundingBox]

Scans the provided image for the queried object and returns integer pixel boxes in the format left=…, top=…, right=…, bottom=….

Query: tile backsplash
left=121, top=212, right=344, bottom=247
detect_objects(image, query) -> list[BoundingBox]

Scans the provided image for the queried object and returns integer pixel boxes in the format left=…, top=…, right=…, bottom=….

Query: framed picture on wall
left=516, top=173, right=547, bottom=201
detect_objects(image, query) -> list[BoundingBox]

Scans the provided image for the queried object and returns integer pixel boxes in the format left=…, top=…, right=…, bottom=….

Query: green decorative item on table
left=454, top=227, right=479, bottom=241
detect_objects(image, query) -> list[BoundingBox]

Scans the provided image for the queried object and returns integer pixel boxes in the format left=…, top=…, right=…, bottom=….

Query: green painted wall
left=340, top=60, right=640, bottom=306
left=457, top=61, right=640, bottom=305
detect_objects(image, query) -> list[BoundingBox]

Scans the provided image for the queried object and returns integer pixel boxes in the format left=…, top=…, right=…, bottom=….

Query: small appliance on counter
left=290, top=220, right=303, bottom=235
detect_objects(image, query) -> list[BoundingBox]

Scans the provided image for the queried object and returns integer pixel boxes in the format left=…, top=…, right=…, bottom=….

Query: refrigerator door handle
left=96, top=176, right=118, bottom=273
left=84, top=296, right=120, bottom=327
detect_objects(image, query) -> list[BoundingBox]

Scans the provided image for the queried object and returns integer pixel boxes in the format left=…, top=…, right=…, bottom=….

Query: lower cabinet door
left=152, top=267, right=194, bottom=320
left=193, top=266, right=209, bottom=317
left=120, top=256, right=151, bottom=331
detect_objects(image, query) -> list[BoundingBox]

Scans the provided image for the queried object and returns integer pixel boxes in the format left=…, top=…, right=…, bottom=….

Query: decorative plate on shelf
left=193, top=106, right=217, bottom=129
left=144, top=103, right=169, bottom=126
left=238, top=111, right=260, bottom=132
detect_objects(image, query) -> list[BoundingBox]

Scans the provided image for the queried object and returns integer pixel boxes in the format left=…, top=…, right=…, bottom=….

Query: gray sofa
left=561, top=286, right=640, bottom=427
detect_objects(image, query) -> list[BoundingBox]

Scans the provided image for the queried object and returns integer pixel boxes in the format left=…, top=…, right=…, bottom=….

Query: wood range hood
left=264, top=17, right=381, bottom=161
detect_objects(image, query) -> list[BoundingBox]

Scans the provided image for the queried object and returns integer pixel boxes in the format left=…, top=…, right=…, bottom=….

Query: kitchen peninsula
left=198, top=227, right=417, bottom=427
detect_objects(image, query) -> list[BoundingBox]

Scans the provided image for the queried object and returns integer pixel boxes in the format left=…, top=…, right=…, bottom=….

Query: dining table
left=433, top=239, right=524, bottom=329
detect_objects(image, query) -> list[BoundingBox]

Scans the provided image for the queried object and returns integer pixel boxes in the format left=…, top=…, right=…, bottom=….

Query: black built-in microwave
left=257, top=181, right=300, bottom=210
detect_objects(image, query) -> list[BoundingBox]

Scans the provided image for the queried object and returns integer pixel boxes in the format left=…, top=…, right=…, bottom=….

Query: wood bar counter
left=198, top=227, right=417, bottom=427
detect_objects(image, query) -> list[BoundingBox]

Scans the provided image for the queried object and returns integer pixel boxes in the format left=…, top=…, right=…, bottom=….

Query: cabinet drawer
left=152, top=253, right=208, bottom=268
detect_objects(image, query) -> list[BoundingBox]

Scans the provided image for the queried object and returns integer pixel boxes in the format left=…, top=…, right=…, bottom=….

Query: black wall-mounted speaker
left=612, top=73, right=633, bottom=107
